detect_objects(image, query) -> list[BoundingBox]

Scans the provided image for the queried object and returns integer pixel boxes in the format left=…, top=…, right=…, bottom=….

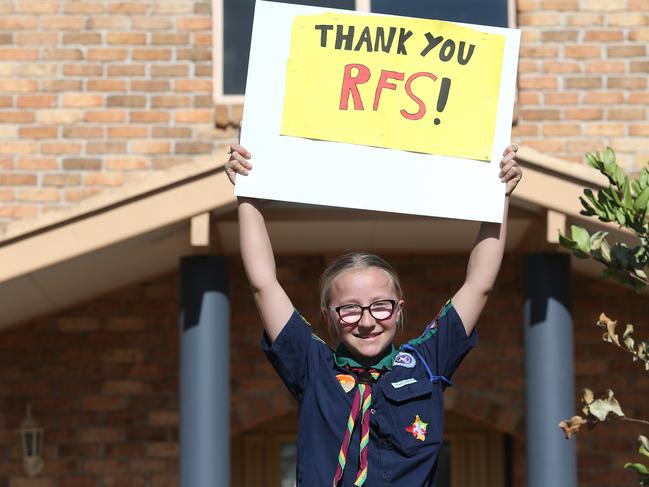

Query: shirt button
left=370, top=408, right=376, bottom=415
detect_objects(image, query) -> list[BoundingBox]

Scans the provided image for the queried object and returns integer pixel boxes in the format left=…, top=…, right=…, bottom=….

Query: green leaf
left=635, top=186, right=649, bottom=212
left=624, top=463, right=649, bottom=486
left=641, top=168, right=649, bottom=188
left=639, top=436, right=649, bottom=459
left=609, top=187, right=623, bottom=206
left=615, top=166, right=627, bottom=188
left=559, top=234, right=588, bottom=258
left=586, top=152, right=600, bottom=170
left=590, top=231, right=608, bottom=249
left=616, top=206, right=626, bottom=225
left=579, top=198, right=597, bottom=216
left=632, top=179, right=642, bottom=196
left=590, top=232, right=612, bottom=263
left=601, top=239, right=611, bottom=262
left=571, top=225, right=591, bottom=255
left=625, top=463, right=649, bottom=475
left=624, top=181, right=634, bottom=209
left=559, top=234, right=576, bottom=249
left=603, top=147, right=616, bottom=168
left=612, top=244, right=632, bottom=269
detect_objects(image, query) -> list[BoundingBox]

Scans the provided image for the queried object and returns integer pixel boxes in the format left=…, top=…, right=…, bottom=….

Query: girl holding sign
left=225, top=144, right=521, bottom=486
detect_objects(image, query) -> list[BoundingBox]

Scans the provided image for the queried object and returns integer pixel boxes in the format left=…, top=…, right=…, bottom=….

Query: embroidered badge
left=391, top=378, right=417, bottom=389
left=393, top=351, right=416, bottom=368
left=336, top=374, right=356, bottom=393
left=406, top=415, right=428, bottom=441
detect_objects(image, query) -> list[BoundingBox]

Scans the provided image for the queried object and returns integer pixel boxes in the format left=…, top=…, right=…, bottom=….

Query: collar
left=333, top=343, right=397, bottom=371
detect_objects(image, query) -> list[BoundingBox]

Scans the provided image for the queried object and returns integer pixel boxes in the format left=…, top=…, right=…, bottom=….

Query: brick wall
left=0, top=0, right=238, bottom=231
left=2, top=0, right=649, bottom=229
left=515, top=0, right=649, bottom=170
left=0, top=253, right=647, bottom=486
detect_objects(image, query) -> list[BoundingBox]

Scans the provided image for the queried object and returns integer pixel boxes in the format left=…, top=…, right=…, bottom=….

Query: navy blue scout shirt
left=261, top=301, right=477, bottom=486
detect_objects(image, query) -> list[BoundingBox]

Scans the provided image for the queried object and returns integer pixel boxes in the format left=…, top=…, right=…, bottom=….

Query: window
left=212, top=0, right=515, bottom=103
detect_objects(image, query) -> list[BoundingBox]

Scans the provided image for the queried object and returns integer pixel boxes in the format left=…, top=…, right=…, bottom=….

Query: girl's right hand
left=225, top=144, right=252, bottom=185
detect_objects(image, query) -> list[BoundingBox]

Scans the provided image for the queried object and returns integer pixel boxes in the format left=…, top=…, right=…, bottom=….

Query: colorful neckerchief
left=333, top=345, right=396, bottom=486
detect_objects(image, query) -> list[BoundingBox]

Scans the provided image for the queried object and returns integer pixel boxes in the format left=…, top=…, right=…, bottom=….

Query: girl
left=225, top=144, right=521, bottom=486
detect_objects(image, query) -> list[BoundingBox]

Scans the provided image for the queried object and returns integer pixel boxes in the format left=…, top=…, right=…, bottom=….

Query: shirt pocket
left=378, top=379, right=442, bottom=457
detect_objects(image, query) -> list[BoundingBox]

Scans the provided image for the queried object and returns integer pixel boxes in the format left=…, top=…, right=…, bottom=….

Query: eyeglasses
left=330, top=299, right=397, bottom=325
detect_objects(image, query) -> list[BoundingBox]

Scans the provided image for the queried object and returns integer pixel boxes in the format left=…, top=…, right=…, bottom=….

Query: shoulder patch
left=393, top=351, right=416, bottom=368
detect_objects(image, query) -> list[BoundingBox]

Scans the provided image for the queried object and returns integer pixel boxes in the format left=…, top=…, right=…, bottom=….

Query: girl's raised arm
left=226, top=144, right=294, bottom=342
left=452, top=144, right=522, bottom=336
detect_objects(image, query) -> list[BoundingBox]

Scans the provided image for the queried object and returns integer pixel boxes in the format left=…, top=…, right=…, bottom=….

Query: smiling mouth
left=355, top=332, right=382, bottom=340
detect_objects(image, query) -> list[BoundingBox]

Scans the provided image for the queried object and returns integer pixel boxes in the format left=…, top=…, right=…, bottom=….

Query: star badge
left=406, top=415, right=428, bottom=441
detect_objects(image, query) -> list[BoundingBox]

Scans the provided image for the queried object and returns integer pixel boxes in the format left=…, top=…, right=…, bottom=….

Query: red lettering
left=339, top=64, right=371, bottom=110
left=401, top=72, right=437, bottom=121
left=373, top=70, right=404, bottom=111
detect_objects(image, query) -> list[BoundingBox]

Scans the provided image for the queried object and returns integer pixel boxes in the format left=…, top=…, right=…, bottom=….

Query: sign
left=236, top=1, right=520, bottom=223
left=282, top=13, right=505, bottom=161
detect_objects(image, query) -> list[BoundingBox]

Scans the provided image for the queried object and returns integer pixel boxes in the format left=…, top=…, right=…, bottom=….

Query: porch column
left=523, top=252, right=577, bottom=487
left=179, top=256, right=230, bottom=487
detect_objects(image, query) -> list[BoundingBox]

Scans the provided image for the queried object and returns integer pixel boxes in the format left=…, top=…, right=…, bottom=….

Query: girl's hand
left=499, top=144, right=522, bottom=196
left=225, top=144, right=252, bottom=185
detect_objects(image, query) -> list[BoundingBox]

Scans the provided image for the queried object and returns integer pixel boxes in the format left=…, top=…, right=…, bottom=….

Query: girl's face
left=325, top=267, right=403, bottom=366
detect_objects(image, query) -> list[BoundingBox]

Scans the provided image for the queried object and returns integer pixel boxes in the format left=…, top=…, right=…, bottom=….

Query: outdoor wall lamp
left=19, top=403, right=44, bottom=477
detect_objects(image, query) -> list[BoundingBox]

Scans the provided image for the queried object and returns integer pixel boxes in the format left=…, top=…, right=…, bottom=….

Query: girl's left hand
left=500, top=144, right=522, bottom=196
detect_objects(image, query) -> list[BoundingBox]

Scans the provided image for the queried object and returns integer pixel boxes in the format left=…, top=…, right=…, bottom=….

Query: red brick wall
left=0, top=253, right=647, bottom=486
left=0, top=0, right=237, bottom=230
left=1, top=0, right=649, bottom=229
left=515, top=0, right=649, bottom=169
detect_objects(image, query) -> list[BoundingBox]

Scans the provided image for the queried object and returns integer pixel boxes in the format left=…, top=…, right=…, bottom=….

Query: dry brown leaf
left=597, top=313, right=620, bottom=346
left=558, top=416, right=588, bottom=440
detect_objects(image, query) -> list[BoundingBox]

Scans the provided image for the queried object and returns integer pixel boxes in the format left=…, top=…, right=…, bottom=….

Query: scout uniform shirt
left=262, top=300, right=477, bottom=486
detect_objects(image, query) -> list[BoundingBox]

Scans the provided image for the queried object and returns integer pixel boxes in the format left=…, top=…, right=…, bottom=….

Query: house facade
left=0, top=1, right=648, bottom=486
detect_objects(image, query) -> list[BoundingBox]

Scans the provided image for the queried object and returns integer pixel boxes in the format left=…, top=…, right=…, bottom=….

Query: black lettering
left=374, top=26, right=397, bottom=53
left=457, top=41, right=475, bottom=65
left=420, top=33, right=443, bottom=57
left=314, top=24, right=333, bottom=47
left=439, top=39, right=455, bottom=62
left=396, top=28, right=413, bottom=55
left=354, top=26, right=373, bottom=52
left=335, top=25, right=355, bottom=50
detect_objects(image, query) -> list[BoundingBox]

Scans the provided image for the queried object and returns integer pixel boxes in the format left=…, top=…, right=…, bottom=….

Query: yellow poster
left=281, top=13, right=505, bottom=161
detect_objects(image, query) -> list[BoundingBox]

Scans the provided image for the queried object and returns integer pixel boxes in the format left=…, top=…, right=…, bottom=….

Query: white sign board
left=236, top=1, right=520, bottom=223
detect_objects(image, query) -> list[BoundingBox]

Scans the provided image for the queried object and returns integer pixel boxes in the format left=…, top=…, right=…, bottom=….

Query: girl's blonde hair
left=319, top=252, right=404, bottom=337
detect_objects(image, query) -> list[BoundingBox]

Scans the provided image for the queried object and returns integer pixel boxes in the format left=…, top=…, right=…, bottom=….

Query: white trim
left=212, top=0, right=223, bottom=104
left=212, top=0, right=246, bottom=104
left=508, top=0, right=518, bottom=29
left=355, top=0, right=370, bottom=12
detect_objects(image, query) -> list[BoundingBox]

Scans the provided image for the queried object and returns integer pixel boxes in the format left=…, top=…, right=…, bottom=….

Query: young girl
left=225, top=144, right=521, bottom=486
